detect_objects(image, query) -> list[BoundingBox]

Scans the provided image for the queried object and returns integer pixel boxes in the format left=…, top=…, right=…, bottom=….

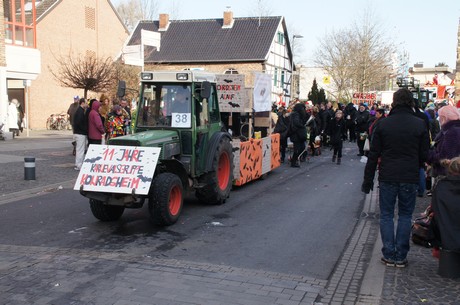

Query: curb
left=0, top=179, right=76, bottom=206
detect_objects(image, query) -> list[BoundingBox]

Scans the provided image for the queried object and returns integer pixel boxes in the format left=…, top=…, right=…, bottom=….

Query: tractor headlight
left=176, top=73, right=189, bottom=81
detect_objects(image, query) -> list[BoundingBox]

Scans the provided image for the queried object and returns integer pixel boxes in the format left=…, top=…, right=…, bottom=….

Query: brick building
left=3, top=0, right=129, bottom=130
left=1, top=0, right=41, bottom=133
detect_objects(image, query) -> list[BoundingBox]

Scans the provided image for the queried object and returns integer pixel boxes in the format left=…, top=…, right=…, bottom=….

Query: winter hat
left=438, top=105, right=460, bottom=127
left=112, top=105, right=122, bottom=113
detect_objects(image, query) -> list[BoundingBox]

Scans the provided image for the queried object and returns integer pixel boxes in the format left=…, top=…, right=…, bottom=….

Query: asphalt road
left=0, top=141, right=366, bottom=281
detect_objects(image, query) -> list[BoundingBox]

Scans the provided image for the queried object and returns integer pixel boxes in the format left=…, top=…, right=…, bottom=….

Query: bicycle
left=46, top=113, right=70, bottom=130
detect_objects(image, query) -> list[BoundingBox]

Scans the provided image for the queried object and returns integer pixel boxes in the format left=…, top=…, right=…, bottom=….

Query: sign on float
left=74, top=145, right=161, bottom=195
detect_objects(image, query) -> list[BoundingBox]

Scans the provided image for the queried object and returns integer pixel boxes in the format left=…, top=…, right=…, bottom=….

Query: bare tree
left=314, top=28, right=355, bottom=102
left=249, top=0, right=273, bottom=17
left=49, top=53, right=116, bottom=99
left=348, top=13, right=394, bottom=92
left=116, top=0, right=159, bottom=31
left=314, top=10, right=395, bottom=102
left=167, top=0, right=182, bottom=20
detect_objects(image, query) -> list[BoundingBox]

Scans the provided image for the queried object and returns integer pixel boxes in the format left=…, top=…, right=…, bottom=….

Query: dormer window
left=277, top=32, right=285, bottom=45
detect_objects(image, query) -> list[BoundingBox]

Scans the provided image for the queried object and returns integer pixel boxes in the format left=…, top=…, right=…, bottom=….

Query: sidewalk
left=1, top=131, right=459, bottom=304
left=0, top=129, right=77, bottom=205
left=378, top=193, right=460, bottom=304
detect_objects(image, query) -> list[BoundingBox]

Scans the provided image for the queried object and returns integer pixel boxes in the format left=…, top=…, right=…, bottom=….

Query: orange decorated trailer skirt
left=233, top=133, right=280, bottom=186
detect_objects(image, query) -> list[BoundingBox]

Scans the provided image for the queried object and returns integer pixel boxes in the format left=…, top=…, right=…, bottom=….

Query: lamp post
left=291, top=34, right=303, bottom=100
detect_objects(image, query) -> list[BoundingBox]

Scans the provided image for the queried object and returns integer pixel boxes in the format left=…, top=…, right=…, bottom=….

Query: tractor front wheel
left=148, top=173, right=183, bottom=226
left=89, top=199, right=125, bottom=221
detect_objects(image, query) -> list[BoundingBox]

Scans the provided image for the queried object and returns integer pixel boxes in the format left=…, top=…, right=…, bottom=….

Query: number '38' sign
left=171, top=112, right=191, bottom=128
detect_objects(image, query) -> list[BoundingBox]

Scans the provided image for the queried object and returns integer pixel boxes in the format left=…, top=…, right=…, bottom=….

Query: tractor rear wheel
left=149, top=173, right=183, bottom=226
left=196, top=137, right=233, bottom=205
left=89, top=199, right=125, bottom=221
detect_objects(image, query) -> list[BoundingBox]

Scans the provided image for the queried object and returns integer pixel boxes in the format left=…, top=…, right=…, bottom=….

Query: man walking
left=361, top=89, right=429, bottom=267
left=72, top=98, right=88, bottom=170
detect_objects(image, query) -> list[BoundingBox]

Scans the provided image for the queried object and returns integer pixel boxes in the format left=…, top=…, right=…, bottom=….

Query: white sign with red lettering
left=73, top=145, right=161, bottom=195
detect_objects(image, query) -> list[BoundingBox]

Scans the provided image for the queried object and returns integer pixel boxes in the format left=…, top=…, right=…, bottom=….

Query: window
left=224, top=68, right=239, bottom=74
left=4, top=0, right=37, bottom=47
left=274, top=68, right=278, bottom=86
left=281, top=70, right=285, bottom=87
left=208, top=86, right=220, bottom=123
left=277, top=32, right=284, bottom=45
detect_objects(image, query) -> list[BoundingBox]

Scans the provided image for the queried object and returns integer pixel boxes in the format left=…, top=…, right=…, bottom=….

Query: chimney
left=159, top=14, right=170, bottom=31
left=223, top=10, right=234, bottom=28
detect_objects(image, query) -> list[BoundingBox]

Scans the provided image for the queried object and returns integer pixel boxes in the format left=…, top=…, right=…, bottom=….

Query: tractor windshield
left=137, top=83, right=192, bottom=128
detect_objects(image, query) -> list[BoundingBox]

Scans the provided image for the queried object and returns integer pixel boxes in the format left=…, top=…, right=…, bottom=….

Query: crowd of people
left=67, top=95, right=132, bottom=171
left=273, top=98, right=391, bottom=167
left=273, top=91, right=460, bottom=269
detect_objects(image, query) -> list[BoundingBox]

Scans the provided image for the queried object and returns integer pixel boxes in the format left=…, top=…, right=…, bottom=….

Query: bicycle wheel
left=57, top=119, right=65, bottom=130
left=46, top=118, right=53, bottom=130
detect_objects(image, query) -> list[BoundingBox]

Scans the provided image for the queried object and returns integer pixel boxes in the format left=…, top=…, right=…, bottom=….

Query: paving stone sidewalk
left=380, top=195, right=460, bottom=305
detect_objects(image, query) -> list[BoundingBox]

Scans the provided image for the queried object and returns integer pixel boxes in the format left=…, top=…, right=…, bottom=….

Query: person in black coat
left=328, top=110, right=347, bottom=164
left=321, top=102, right=334, bottom=146
left=344, top=103, right=357, bottom=142
left=72, top=98, right=88, bottom=170
left=273, top=107, right=289, bottom=163
left=289, top=103, right=307, bottom=167
left=362, top=88, right=430, bottom=267
left=355, top=103, right=370, bottom=156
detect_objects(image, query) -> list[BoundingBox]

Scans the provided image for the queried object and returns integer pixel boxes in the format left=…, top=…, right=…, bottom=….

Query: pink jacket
left=88, top=100, right=105, bottom=140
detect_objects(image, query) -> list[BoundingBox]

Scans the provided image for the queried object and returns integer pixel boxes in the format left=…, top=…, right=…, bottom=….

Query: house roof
left=127, top=16, right=284, bottom=63
left=35, top=0, right=61, bottom=22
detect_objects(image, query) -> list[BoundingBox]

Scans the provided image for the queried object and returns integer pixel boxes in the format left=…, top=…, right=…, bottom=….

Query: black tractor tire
left=89, top=199, right=125, bottom=221
left=149, top=173, right=184, bottom=226
left=196, top=137, right=233, bottom=205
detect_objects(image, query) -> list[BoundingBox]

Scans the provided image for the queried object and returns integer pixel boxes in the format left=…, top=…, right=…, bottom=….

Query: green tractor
left=79, top=71, right=234, bottom=226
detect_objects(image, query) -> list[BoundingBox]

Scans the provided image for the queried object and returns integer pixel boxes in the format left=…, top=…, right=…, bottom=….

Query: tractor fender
left=204, top=132, right=232, bottom=172
left=158, top=159, right=190, bottom=191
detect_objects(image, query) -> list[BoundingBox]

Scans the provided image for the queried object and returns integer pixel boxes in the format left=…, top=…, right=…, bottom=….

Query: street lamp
left=291, top=34, right=303, bottom=100
left=291, top=34, right=304, bottom=72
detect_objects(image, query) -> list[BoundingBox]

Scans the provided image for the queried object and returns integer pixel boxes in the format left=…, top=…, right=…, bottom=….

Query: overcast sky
left=112, top=0, right=460, bottom=69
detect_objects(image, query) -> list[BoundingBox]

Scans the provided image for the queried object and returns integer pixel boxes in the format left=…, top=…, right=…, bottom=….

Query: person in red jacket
left=87, top=99, right=105, bottom=145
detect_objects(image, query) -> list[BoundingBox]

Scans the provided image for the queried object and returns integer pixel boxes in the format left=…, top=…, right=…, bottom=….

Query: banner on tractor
left=74, top=145, right=161, bottom=195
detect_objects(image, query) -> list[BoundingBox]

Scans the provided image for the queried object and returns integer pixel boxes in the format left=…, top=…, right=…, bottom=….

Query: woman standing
left=427, top=105, right=460, bottom=182
left=273, top=106, right=289, bottom=163
left=306, top=106, right=321, bottom=156
left=289, top=103, right=307, bottom=167
left=87, top=99, right=105, bottom=145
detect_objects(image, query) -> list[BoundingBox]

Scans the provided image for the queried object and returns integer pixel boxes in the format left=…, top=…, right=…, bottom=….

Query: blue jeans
left=379, top=182, right=418, bottom=261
